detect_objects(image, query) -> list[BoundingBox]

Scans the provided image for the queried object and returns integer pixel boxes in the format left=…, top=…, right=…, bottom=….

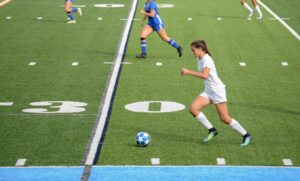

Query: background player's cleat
left=257, top=15, right=263, bottom=20
left=177, top=46, right=183, bottom=57
left=203, top=130, right=218, bottom=142
left=136, top=53, right=147, bottom=59
left=248, top=10, right=254, bottom=17
left=68, top=20, right=76, bottom=24
left=77, top=8, right=82, bottom=16
left=241, top=134, right=253, bottom=146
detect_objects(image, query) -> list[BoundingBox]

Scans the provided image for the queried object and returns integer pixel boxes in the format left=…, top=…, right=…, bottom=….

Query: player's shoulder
left=149, top=1, right=157, bottom=8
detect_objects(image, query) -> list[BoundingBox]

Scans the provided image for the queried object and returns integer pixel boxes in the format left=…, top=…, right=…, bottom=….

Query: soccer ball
left=136, top=132, right=151, bottom=147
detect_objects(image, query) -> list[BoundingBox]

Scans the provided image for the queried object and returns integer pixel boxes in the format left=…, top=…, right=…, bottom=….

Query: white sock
left=243, top=3, right=253, bottom=13
left=255, top=5, right=263, bottom=17
left=229, top=119, right=247, bottom=136
left=196, top=112, right=213, bottom=130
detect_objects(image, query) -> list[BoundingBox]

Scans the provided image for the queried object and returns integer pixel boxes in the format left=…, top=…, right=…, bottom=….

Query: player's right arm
left=181, top=68, right=210, bottom=79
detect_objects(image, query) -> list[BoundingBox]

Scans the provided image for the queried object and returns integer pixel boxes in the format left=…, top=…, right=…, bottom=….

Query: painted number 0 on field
left=22, top=101, right=87, bottom=114
left=125, top=101, right=185, bottom=113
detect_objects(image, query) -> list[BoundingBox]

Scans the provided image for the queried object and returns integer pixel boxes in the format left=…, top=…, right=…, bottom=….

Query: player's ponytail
left=191, top=40, right=212, bottom=56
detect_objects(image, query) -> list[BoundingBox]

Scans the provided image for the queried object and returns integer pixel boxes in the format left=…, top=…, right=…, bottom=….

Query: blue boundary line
left=1, top=166, right=299, bottom=181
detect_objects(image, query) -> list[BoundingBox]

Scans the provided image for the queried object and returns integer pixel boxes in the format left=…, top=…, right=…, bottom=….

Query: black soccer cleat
left=136, top=53, right=147, bottom=59
left=241, top=133, right=253, bottom=146
left=177, top=46, right=183, bottom=57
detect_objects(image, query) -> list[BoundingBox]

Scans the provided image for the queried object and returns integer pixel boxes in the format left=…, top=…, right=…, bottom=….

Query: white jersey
left=197, top=54, right=225, bottom=92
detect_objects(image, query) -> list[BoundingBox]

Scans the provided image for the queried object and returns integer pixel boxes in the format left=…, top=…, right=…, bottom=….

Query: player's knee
left=189, top=106, right=199, bottom=116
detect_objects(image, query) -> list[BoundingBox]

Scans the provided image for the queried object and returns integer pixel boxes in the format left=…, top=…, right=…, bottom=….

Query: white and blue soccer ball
left=136, top=132, right=151, bottom=147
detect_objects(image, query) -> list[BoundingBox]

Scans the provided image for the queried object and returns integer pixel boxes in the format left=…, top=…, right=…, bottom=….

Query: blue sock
left=168, top=38, right=180, bottom=49
left=141, top=40, right=147, bottom=54
left=71, top=7, right=78, bottom=13
left=67, top=12, right=74, bottom=20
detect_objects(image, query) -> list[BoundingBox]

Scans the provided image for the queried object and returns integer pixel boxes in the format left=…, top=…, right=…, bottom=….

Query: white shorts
left=200, top=89, right=227, bottom=104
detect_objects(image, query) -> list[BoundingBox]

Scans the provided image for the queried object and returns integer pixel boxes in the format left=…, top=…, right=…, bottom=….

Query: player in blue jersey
left=65, top=0, right=82, bottom=24
left=136, top=0, right=183, bottom=58
left=0, top=0, right=11, bottom=7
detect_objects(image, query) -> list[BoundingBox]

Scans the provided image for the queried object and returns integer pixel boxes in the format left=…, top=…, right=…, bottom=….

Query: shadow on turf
left=231, top=101, right=300, bottom=116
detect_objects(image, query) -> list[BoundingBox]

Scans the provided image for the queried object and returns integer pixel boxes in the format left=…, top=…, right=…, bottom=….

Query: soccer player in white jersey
left=181, top=40, right=252, bottom=146
left=0, top=0, right=11, bottom=7
left=241, top=0, right=263, bottom=19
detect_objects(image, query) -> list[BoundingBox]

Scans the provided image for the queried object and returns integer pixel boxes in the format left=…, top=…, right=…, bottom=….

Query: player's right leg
left=241, top=0, right=254, bottom=17
left=136, top=25, right=154, bottom=59
left=65, top=0, right=76, bottom=23
left=190, top=95, right=218, bottom=142
left=251, top=0, right=263, bottom=19
left=157, top=28, right=183, bottom=57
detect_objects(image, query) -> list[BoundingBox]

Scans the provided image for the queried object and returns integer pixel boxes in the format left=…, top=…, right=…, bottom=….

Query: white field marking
left=98, top=17, right=103, bottom=20
left=36, top=17, right=43, bottom=20
left=94, top=4, right=125, bottom=8
left=257, top=0, right=300, bottom=41
left=6, top=16, right=12, bottom=19
left=216, top=158, right=226, bottom=165
left=282, top=159, right=293, bottom=166
left=156, top=62, right=163, bottom=66
left=281, top=62, right=288, bottom=66
left=0, top=102, right=14, bottom=106
left=151, top=158, right=160, bottom=165
left=122, top=62, right=132, bottom=65
left=157, top=4, right=175, bottom=8
left=29, top=62, right=36, bottom=66
left=85, top=0, right=138, bottom=166
left=240, top=62, right=246, bottom=66
left=217, top=17, right=222, bottom=21
left=103, top=62, right=132, bottom=64
left=59, top=5, right=86, bottom=8
left=269, top=17, right=290, bottom=21
left=125, top=101, right=185, bottom=113
left=15, top=159, right=27, bottom=167
left=187, top=17, right=192, bottom=21
left=72, top=62, right=79, bottom=66
left=0, top=113, right=96, bottom=116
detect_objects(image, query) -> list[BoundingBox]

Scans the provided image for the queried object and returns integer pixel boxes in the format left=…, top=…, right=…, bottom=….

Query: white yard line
left=84, top=0, right=138, bottom=166
left=257, top=0, right=300, bottom=41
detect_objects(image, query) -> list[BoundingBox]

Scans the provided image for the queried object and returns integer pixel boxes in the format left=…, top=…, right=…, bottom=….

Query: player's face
left=191, top=46, right=203, bottom=58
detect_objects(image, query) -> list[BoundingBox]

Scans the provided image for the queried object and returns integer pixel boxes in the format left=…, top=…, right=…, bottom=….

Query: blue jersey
left=145, top=1, right=163, bottom=26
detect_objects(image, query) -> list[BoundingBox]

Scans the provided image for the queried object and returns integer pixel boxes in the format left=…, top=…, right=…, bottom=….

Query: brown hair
left=191, top=40, right=211, bottom=56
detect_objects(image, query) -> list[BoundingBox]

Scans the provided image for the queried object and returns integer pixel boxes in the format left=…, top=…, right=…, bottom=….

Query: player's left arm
left=181, top=68, right=210, bottom=79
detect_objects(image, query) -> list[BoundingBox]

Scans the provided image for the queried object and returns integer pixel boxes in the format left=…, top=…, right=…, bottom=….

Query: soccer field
left=98, top=0, right=300, bottom=166
left=0, top=0, right=300, bottom=180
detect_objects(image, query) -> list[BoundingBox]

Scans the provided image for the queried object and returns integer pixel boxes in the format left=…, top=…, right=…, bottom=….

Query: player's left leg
left=241, top=0, right=254, bottom=17
left=215, top=103, right=253, bottom=146
left=157, top=28, right=183, bottom=57
left=251, top=0, right=263, bottom=19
